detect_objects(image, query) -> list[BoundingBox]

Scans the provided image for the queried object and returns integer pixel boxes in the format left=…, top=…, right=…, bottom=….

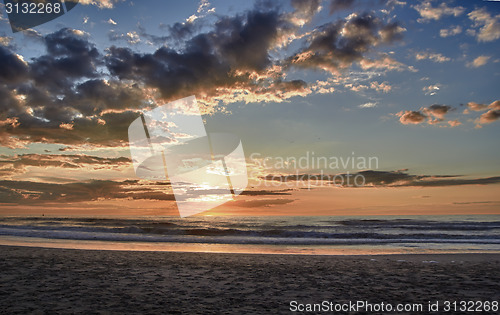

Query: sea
left=0, top=215, right=499, bottom=255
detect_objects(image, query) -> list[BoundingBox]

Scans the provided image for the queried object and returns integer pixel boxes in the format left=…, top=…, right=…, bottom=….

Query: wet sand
left=0, top=245, right=499, bottom=314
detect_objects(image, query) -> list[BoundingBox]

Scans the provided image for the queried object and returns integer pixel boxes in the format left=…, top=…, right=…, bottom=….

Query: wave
left=330, top=219, right=500, bottom=231
left=0, top=216, right=499, bottom=246
left=0, top=225, right=499, bottom=246
left=1, top=217, right=499, bottom=229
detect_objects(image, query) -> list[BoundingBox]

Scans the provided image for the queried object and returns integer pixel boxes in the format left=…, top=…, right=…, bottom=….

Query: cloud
left=359, top=53, right=414, bottom=72
left=468, top=8, right=500, bottom=42
left=379, top=22, right=406, bottom=42
left=78, top=0, right=123, bottom=9
left=311, top=71, right=392, bottom=95
left=0, top=175, right=296, bottom=206
left=467, top=101, right=489, bottom=112
left=105, top=9, right=311, bottom=105
left=0, top=28, right=157, bottom=148
left=396, top=100, right=500, bottom=128
left=467, top=55, right=490, bottom=68
left=32, top=28, right=100, bottom=90
left=343, top=80, right=393, bottom=94
left=439, top=25, right=462, bottom=37
left=413, top=1, right=464, bottom=23
left=161, top=22, right=197, bottom=43
left=0, top=36, right=11, bottom=46
left=289, top=14, right=405, bottom=74
left=109, top=31, right=141, bottom=45
left=290, top=0, right=322, bottom=25
left=261, top=169, right=500, bottom=188
left=0, top=46, right=29, bottom=84
left=479, top=110, right=500, bottom=124
left=359, top=102, right=377, bottom=108
left=186, top=0, right=215, bottom=23
left=240, top=189, right=293, bottom=196
left=0, top=5, right=407, bottom=147
left=415, top=51, right=450, bottom=63
left=396, top=110, right=427, bottom=125
left=229, top=198, right=295, bottom=208
left=0, top=154, right=131, bottom=177
left=0, top=179, right=177, bottom=204
left=448, top=120, right=462, bottom=127
left=107, top=18, right=117, bottom=25
left=396, top=104, right=453, bottom=126
left=404, top=175, right=500, bottom=187
left=423, top=104, right=451, bottom=119
left=477, top=100, right=500, bottom=125
left=370, top=81, right=392, bottom=93
left=422, top=84, right=441, bottom=96
left=453, top=201, right=497, bottom=205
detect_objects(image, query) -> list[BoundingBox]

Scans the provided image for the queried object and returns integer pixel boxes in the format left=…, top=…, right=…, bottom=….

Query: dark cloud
left=105, top=44, right=226, bottom=101
left=0, top=177, right=296, bottom=206
left=453, top=201, right=497, bottom=205
left=164, top=22, right=197, bottom=43
left=0, top=179, right=177, bottom=204
left=0, top=179, right=130, bottom=204
left=1, top=5, right=406, bottom=147
left=68, top=79, right=146, bottom=116
left=240, top=189, right=293, bottom=196
left=31, top=28, right=100, bottom=91
left=0, top=46, right=30, bottom=131
left=3, top=110, right=141, bottom=148
left=261, top=170, right=500, bottom=188
left=0, top=28, right=147, bottom=147
left=406, top=175, right=500, bottom=187
left=288, top=13, right=405, bottom=74
left=0, top=28, right=138, bottom=148
left=229, top=198, right=295, bottom=208
left=219, top=11, right=281, bottom=71
left=0, top=46, right=29, bottom=84
left=105, top=9, right=284, bottom=101
left=101, top=7, right=321, bottom=109
left=353, top=170, right=499, bottom=188
left=0, top=154, right=131, bottom=172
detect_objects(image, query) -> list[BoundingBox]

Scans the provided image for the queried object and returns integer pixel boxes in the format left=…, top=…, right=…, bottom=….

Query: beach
left=0, top=246, right=499, bottom=314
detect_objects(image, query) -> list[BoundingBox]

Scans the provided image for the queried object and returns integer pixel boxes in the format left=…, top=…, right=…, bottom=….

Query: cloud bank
left=0, top=3, right=408, bottom=149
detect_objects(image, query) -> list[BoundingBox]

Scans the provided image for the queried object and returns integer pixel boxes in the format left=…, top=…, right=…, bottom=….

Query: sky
left=0, top=0, right=499, bottom=216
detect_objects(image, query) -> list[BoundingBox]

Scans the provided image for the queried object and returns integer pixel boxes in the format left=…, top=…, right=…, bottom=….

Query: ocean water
left=0, top=215, right=499, bottom=255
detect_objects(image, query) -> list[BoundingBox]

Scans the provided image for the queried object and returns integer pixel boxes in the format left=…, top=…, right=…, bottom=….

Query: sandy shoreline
left=0, top=246, right=499, bottom=314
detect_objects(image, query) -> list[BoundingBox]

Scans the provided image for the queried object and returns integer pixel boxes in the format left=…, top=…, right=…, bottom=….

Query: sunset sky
left=0, top=0, right=499, bottom=216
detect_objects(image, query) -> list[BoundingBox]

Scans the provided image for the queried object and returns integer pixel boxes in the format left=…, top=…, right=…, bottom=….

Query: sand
left=0, top=246, right=499, bottom=314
